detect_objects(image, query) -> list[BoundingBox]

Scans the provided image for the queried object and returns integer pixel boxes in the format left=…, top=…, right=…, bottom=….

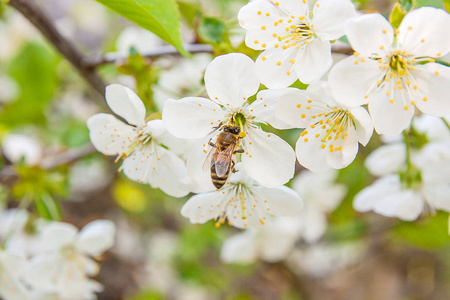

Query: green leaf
left=94, top=0, right=188, bottom=56
left=415, top=0, right=444, bottom=8
left=198, top=16, right=228, bottom=45
left=444, top=0, right=450, bottom=11
left=399, top=0, right=413, bottom=11
left=177, top=0, right=201, bottom=27
left=389, top=3, right=406, bottom=29
left=35, top=194, right=62, bottom=221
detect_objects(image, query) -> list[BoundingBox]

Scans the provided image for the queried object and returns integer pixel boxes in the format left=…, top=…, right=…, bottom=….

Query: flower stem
left=441, top=117, right=450, bottom=132
left=402, top=129, right=412, bottom=173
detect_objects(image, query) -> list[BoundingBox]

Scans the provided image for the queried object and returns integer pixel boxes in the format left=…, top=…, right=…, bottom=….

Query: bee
left=203, top=125, right=244, bottom=189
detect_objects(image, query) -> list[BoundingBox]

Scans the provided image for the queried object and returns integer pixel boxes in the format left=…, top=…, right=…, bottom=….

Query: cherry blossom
left=274, top=82, right=373, bottom=172
left=329, top=7, right=450, bottom=135
left=238, top=0, right=355, bottom=88
left=163, top=53, right=296, bottom=189
left=181, top=164, right=303, bottom=229
left=87, top=84, right=191, bottom=198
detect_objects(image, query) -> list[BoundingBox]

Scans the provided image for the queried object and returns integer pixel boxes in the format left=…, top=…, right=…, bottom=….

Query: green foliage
left=12, top=165, right=67, bottom=220
left=389, top=3, right=406, bottom=29
left=391, top=212, right=450, bottom=249
left=0, top=42, right=58, bottom=126
left=399, top=0, right=413, bottom=11
left=116, top=48, right=159, bottom=113
left=415, top=0, right=444, bottom=8
left=177, top=0, right=201, bottom=27
left=443, top=0, right=450, bottom=11
left=94, top=0, right=188, bottom=56
left=198, top=16, right=233, bottom=53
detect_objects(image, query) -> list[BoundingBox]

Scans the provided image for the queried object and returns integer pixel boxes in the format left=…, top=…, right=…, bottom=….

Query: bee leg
left=211, top=122, right=223, bottom=131
left=233, top=149, right=244, bottom=154
left=231, top=160, right=240, bottom=173
left=208, top=139, right=217, bottom=148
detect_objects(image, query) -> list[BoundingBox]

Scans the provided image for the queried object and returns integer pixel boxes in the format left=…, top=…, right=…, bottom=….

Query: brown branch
left=40, top=144, right=96, bottom=170
left=85, top=44, right=215, bottom=69
left=8, top=0, right=107, bottom=100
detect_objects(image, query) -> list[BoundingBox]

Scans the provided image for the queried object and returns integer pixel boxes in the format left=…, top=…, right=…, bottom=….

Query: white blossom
left=87, top=84, right=191, bottom=198
left=163, top=53, right=296, bottom=189
left=329, top=7, right=450, bottom=135
left=181, top=164, right=303, bottom=229
left=238, top=0, right=355, bottom=88
left=274, top=82, right=373, bottom=172
left=2, top=134, right=42, bottom=166
left=25, top=220, right=115, bottom=300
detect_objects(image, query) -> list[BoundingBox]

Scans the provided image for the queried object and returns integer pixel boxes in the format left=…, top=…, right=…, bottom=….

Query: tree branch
left=85, top=44, right=215, bottom=68
left=8, top=0, right=107, bottom=99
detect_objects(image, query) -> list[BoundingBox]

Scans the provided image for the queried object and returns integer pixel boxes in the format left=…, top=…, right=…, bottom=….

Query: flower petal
left=294, top=38, right=332, bottom=83
left=87, top=113, right=136, bottom=156
left=295, top=132, right=330, bottom=172
left=105, top=84, right=146, bottom=127
left=313, top=0, right=356, bottom=41
left=349, top=106, right=374, bottom=146
left=368, top=86, right=415, bottom=136
left=423, top=184, right=450, bottom=212
left=204, top=53, right=260, bottom=108
left=162, top=97, right=224, bottom=139
left=365, top=143, right=406, bottom=176
left=412, top=63, right=450, bottom=117
left=185, top=135, right=217, bottom=192
left=76, top=220, right=116, bottom=256
left=345, top=13, right=393, bottom=57
left=220, top=232, right=257, bottom=264
left=255, top=186, right=303, bottom=216
left=398, top=7, right=450, bottom=58
left=241, top=128, right=296, bottom=187
left=250, top=89, right=296, bottom=129
left=329, top=56, right=382, bottom=107
left=255, top=47, right=299, bottom=89
left=181, top=191, right=227, bottom=224
left=40, top=222, right=78, bottom=251
left=325, top=126, right=359, bottom=170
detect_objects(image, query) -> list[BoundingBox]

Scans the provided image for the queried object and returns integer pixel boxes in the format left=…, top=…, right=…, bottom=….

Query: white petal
left=105, top=84, right=146, bottom=127
left=329, top=56, right=383, bottom=107
left=238, top=0, right=293, bottom=50
left=312, top=0, right=356, bottom=41
left=349, top=106, right=374, bottom=146
left=204, top=53, right=260, bottom=108
left=354, top=175, right=400, bottom=212
left=40, top=222, right=78, bottom=251
left=364, top=143, right=406, bottom=176
left=272, top=0, right=308, bottom=16
left=368, top=86, right=415, bottom=136
left=422, top=184, right=450, bottom=212
left=162, top=97, right=223, bottom=139
left=255, top=47, right=298, bottom=89
left=181, top=191, right=227, bottom=224
left=295, top=133, right=330, bottom=172
left=250, top=89, right=296, bottom=129
left=325, top=126, right=359, bottom=170
left=185, top=135, right=217, bottom=192
left=220, top=232, right=257, bottom=264
left=301, top=209, right=328, bottom=243
left=398, top=7, right=450, bottom=58
left=374, top=189, right=423, bottom=221
left=26, top=254, right=60, bottom=291
left=87, top=113, right=136, bottom=156
left=2, top=134, right=42, bottom=166
left=241, top=128, right=296, bottom=187
left=412, top=63, right=450, bottom=117
left=146, top=119, right=188, bottom=156
left=76, top=220, right=116, bottom=256
left=274, top=88, right=318, bottom=128
left=256, top=186, right=303, bottom=217
left=294, top=39, right=333, bottom=84
left=345, top=13, right=393, bottom=57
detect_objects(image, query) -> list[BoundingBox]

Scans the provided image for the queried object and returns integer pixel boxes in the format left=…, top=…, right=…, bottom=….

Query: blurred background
left=1, top=0, right=450, bottom=299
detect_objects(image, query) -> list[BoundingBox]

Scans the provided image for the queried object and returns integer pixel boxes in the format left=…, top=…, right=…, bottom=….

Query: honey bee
left=203, top=125, right=244, bottom=189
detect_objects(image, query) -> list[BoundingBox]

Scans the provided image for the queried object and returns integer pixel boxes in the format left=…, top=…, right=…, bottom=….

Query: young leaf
left=399, top=0, right=413, bottom=11
left=95, top=0, right=188, bottom=56
left=389, top=3, right=406, bottom=29
left=444, top=0, right=450, bottom=12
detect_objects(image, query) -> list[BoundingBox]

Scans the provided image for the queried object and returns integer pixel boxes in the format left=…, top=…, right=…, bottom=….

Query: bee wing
left=202, top=145, right=216, bottom=172
left=213, top=144, right=235, bottom=178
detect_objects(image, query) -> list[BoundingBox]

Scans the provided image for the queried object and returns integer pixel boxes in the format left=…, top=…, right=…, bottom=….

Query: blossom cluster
left=86, top=0, right=450, bottom=235
left=0, top=207, right=115, bottom=300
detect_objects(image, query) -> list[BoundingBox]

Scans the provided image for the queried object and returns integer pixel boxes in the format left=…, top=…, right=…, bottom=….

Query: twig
left=40, top=144, right=96, bottom=170
left=85, top=44, right=215, bottom=68
left=8, top=0, right=107, bottom=99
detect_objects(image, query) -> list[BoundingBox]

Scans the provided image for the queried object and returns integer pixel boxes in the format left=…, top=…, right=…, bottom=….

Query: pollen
left=404, top=105, right=409, bottom=110
left=199, top=104, right=201, bottom=106
left=266, top=12, right=270, bottom=16
left=296, top=104, right=301, bottom=108
left=423, top=97, right=428, bottom=102
left=304, top=138, right=308, bottom=142
left=435, top=71, right=440, bottom=75
left=380, top=46, right=384, bottom=50
left=301, top=114, right=306, bottom=118
left=382, top=29, right=387, bottom=34
left=258, top=11, right=261, bottom=15
left=262, top=56, right=267, bottom=61
left=277, top=61, right=282, bottom=66
left=262, top=43, right=266, bottom=48
left=421, top=39, right=425, bottom=43
left=390, top=99, right=395, bottom=103
left=286, top=71, right=291, bottom=75
left=254, top=40, right=259, bottom=44
left=273, top=33, right=277, bottom=37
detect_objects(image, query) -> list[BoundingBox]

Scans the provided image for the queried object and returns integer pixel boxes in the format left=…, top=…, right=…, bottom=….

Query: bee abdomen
left=211, top=172, right=228, bottom=189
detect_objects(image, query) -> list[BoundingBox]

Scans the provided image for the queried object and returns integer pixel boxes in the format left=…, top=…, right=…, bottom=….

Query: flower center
left=115, top=126, right=152, bottom=163
left=277, top=17, right=313, bottom=49
left=301, top=107, right=351, bottom=153
left=388, top=53, right=409, bottom=76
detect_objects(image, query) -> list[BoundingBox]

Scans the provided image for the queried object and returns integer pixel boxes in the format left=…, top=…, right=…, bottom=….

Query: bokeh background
left=1, top=0, right=450, bottom=299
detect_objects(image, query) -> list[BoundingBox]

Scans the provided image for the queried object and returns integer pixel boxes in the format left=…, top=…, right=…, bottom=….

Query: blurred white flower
left=355, top=142, right=450, bottom=220
left=329, top=7, right=450, bottom=136
left=181, top=164, right=303, bottom=229
left=69, top=159, right=113, bottom=199
left=0, top=250, right=36, bottom=300
left=25, top=220, right=115, bottom=300
left=292, top=169, right=347, bottom=243
left=0, top=13, right=38, bottom=61
left=115, top=26, right=163, bottom=56
left=238, top=0, right=355, bottom=87
left=2, top=134, right=43, bottom=166
left=274, top=82, right=373, bottom=172
left=153, top=53, right=212, bottom=110
left=163, top=53, right=296, bottom=189
left=0, top=75, right=20, bottom=104
left=221, top=217, right=302, bottom=264
left=87, top=84, right=191, bottom=197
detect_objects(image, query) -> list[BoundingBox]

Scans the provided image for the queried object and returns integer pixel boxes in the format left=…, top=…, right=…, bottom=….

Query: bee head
left=223, top=125, right=241, bottom=135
